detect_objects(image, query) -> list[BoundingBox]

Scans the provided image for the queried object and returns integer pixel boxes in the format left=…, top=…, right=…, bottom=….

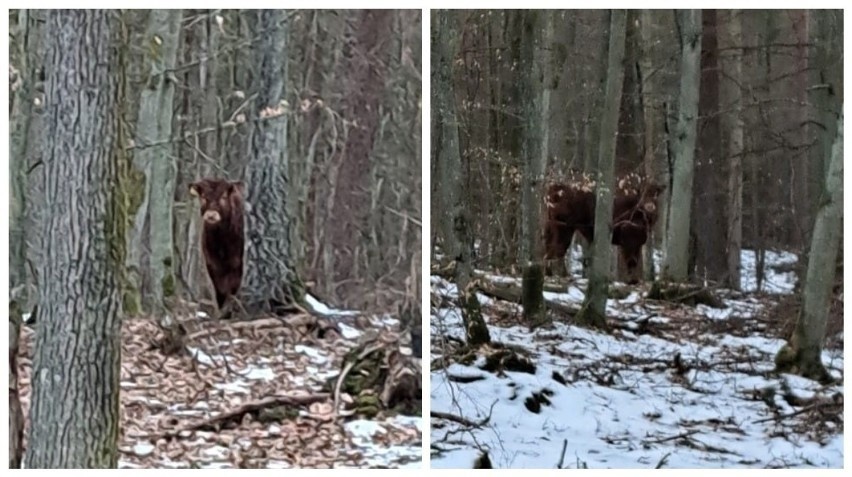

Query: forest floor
left=18, top=295, right=422, bottom=469
left=430, top=249, right=843, bottom=468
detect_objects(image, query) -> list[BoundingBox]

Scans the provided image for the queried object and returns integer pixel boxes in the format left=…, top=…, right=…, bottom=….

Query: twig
left=655, top=451, right=672, bottom=469
left=751, top=401, right=826, bottom=424
left=641, top=429, right=701, bottom=445
left=556, top=438, right=569, bottom=468
left=430, top=410, right=487, bottom=428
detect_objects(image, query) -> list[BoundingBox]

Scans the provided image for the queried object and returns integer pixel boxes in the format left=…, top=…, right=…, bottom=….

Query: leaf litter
left=17, top=294, right=421, bottom=468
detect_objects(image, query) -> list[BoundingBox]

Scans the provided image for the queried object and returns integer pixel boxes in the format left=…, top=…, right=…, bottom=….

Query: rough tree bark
left=576, top=10, right=628, bottom=329
left=435, top=11, right=490, bottom=345
left=661, top=10, right=702, bottom=282
left=693, top=9, right=728, bottom=283
left=776, top=114, right=842, bottom=383
left=25, top=9, right=128, bottom=468
left=128, top=9, right=183, bottom=313
left=326, top=10, right=394, bottom=301
left=518, top=10, right=548, bottom=328
left=719, top=9, right=744, bottom=289
left=9, top=10, right=39, bottom=468
left=239, top=9, right=304, bottom=315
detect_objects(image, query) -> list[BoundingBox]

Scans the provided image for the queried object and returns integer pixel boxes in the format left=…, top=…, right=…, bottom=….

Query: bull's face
left=189, top=179, right=245, bottom=226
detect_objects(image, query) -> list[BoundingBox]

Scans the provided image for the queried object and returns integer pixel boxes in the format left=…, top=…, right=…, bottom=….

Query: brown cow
left=189, top=178, right=246, bottom=310
left=543, top=172, right=664, bottom=283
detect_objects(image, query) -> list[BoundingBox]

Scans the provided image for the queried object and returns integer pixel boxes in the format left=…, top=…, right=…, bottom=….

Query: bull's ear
left=189, top=182, right=202, bottom=197
left=230, top=181, right=246, bottom=196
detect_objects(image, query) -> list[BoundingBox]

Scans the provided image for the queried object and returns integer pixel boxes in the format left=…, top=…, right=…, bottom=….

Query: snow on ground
left=17, top=296, right=420, bottom=469
left=431, top=249, right=842, bottom=469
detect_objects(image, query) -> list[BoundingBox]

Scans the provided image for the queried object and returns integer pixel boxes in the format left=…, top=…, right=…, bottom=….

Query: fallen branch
left=173, top=394, right=330, bottom=435
left=641, top=429, right=701, bottom=445
left=476, top=279, right=581, bottom=317
left=430, top=410, right=486, bottom=428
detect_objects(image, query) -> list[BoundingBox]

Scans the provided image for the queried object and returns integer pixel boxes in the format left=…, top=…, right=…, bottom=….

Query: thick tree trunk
left=776, top=114, right=842, bottom=383
left=719, top=10, right=744, bottom=290
left=661, top=10, right=702, bottom=282
left=790, top=10, right=809, bottom=248
left=692, top=9, right=727, bottom=283
left=128, top=9, right=182, bottom=313
left=25, top=9, right=127, bottom=468
left=576, top=10, right=627, bottom=329
left=435, top=11, right=490, bottom=345
left=519, top=11, right=548, bottom=327
left=239, top=10, right=304, bottom=315
left=326, top=10, right=394, bottom=301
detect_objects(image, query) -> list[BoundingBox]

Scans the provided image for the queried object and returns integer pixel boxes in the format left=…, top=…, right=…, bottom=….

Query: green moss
left=161, top=256, right=175, bottom=298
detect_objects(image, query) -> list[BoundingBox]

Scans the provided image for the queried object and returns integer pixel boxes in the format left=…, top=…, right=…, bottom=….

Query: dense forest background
left=10, top=9, right=422, bottom=315
left=432, top=10, right=842, bottom=287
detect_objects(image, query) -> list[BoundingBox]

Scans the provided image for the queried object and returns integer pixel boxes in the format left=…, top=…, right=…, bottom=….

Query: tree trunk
left=719, top=10, right=744, bottom=290
left=128, top=9, right=182, bottom=313
left=576, top=10, right=628, bottom=329
left=327, top=10, right=394, bottom=301
left=435, top=11, right=490, bottom=345
left=239, top=10, right=304, bottom=315
left=637, top=9, right=671, bottom=282
left=519, top=11, right=548, bottom=328
left=25, top=9, right=128, bottom=468
left=661, top=10, right=702, bottom=282
left=776, top=114, right=842, bottom=383
left=692, top=9, right=727, bottom=283
left=789, top=10, right=809, bottom=248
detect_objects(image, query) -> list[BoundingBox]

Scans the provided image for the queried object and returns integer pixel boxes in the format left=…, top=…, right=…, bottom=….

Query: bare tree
left=239, top=9, right=304, bottom=315
left=25, top=9, right=128, bottom=468
left=661, top=10, right=702, bottom=282
left=576, top=10, right=628, bottom=329
left=776, top=114, right=842, bottom=383
left=128, top=9, right=183, bottom=313
left=719, top=10, right=744, bottom=289
left=435, top=11, right=490, bottom=345
left=518, top=10, right=548, bottom=327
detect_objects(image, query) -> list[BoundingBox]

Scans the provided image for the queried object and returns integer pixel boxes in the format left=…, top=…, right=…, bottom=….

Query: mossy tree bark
left=9, top=10, right=38, bottom=293
left=25, top=9, right=128, bottom=468
left=128, top=9, right=183, bottom=313
left=434, top=11, right=490, bottom=345
left=239, top=10, right=305, bottom=315
left=576, top=10, right=627, bottom=330
left=776, top=114, right=843, bottom=383
left=661, top=10, right=702, bottom=283
left=518, top=10, right=548, bottom=328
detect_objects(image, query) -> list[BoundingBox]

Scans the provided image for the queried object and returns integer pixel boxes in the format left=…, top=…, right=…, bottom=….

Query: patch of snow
left=295, top=345, right=329, bottom=365
left=344, top=418, right=423, bottom=469
left=133, top=443, right=155, bottom=456
left=306, top=294, right=358, bottom=316
left=244, top=366, right=275, bottom=380
left=214, top=381, right=250, bottom=394
left=188, top=346, right=231, bottom=367
left=339, top=323, right=362, bottom=339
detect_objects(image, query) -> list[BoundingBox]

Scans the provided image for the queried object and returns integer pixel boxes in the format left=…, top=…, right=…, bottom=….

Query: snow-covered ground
left=430, top=249, right=842, bottom=468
